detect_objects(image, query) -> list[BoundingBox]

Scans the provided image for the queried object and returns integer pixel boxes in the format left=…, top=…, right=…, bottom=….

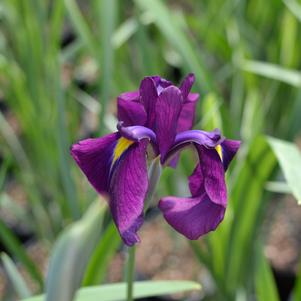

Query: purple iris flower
left=71, top=74, right=240, bottom=246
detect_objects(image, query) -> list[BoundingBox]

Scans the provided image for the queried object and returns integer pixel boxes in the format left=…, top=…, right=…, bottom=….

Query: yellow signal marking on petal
left=112, top=137, right=134, bottom=165
left=215, top=144, right=223, bottom=160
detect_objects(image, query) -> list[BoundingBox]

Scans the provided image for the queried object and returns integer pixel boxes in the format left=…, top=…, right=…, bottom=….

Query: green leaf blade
left=268, top=136, right=301, bottom=204
left=1, top=253, right=32, bottom=299
left=22, top=280, right=201, bottom=301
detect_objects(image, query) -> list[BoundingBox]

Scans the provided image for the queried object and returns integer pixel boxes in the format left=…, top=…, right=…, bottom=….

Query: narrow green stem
left=127, top=246, right=136, bottom=301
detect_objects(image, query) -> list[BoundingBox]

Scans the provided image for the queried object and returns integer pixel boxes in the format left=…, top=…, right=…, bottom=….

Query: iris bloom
left=71, top=74, right=240, bottom=246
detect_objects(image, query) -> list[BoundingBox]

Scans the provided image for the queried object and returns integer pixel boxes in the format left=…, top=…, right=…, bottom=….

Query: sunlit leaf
left=22, top=281, right=201, bottom=301
left=283, top=0, right=301, bottom=23
left=268, top=137, right=301, bottom=204
left=45, top=201, right=106, bottom=301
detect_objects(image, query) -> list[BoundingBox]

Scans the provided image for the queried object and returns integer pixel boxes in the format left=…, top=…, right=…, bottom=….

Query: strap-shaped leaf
left=22, top=280, right=201, bottom=301
left=268, top=136, right=301, bottom=204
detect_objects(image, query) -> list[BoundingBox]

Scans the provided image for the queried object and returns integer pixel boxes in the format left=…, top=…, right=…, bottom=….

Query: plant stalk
left=126, top=246, right=136, bottom=301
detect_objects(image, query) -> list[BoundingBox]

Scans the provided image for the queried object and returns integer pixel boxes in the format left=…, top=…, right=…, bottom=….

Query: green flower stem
left=144, top=156, right=162, bottom=211
left=126, top=246, right=136, bottom=301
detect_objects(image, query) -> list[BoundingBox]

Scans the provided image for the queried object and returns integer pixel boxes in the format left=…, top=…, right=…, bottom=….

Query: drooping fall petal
left=70, top=133, right=119, bottom=195
left=196, top=146, right=227, bottom=207
left=109, top=140, right=149, bottom=246
left=159, top=134, right=229, bottom=240
left=159, top=194, right=225, bottom=240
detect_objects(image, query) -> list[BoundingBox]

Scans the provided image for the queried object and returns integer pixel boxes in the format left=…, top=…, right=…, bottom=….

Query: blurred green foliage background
left=0, top=0, right=301, bottom=300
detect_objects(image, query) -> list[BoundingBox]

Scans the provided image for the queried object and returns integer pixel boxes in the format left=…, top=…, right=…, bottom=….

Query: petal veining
left=155, top=86, right=183, bottom=162
left=179, top=73, right=195, bottom=99
left=140, top=77, right=158, bottom=129
left=117, top=94, right=147, bottom=126
left=196, top=145, right=227, bottom=207
left=109, top=140, right=149, bottom=246
left=70, top=133, right=119, bottom=194
left=159, top=194, right=225, bottom=240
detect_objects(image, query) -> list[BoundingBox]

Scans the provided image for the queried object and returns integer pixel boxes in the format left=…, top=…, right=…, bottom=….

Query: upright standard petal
left=70, top=133, right=119, bottom=194
left=179, top=73, right=195, bottom=99
left=151, top=76, right=172, bottom=94
left=117, top=93, right=147, bottom=126
left=176, top=95, right=199, bottom=133
left=155, top=86, right=183, bottom=162
left=118, top=91, right=140, bottom=102
left=177, top=74, right=198, bottom=132
left=109, top=140, right=149, bottom=246
left=140, top=77, right=158, bottom=129
left=170, top=90, right=199, bottom=167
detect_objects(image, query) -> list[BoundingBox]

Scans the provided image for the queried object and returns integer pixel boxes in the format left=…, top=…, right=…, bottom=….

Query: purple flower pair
left=71, top=74, right=240, bottom=246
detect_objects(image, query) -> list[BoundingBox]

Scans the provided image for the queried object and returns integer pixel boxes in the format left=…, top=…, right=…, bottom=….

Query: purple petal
left=173, top=129, right=223, bottom=147
left=160, top=146, right=227, bottom=239
left=117, top=94, right=147, bottom=126
left=118, top=91, right=140, bottom=102
left=117, top=123, right=157, bottom=144
left=70, top=133, right=118, bottom=194
left=176, top=97, right=199, bottom=133
left=179, top=73, right=195, bottom=99
left=159, top=194, right=225, bottom=240
left=187, top=93, right=199, bottom=102
left=109, top=140, right=149, bottom=246
left=163, top=129, right=224, bottom=165
left=151, top=76, right=172, bottom=94
left=221, top=139, right=241, bottom=170
left=140, top=77, right=158, bottom=129
left=169, top=94, right=199, bottom=168
left=188, top=164, right=204, bottom=197
left=155, top=86, right=183, bottom=161
left=196, top=146, right=227, bottom=207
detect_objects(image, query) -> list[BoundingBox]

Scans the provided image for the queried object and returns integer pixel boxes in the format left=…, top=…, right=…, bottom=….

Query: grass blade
left=83, top=222, right=120, bottom=286
left=64, top=0, right=99, bottom=58
left=292, top=259, right=301, bottom=301
left=0, top=220, right=43, bottom=288
left=1, top=253, right=32, bottom=299
left=255, top=246, right=280, bottom=301
left=95, top=0, right=118, bottom=134
left=134, top=0, right=214, bottom=92
left=241, top=60, right=301, bottom=87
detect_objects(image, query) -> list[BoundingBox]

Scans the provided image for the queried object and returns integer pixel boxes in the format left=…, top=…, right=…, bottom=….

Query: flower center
left=215, top=144, right=223, bottom=160
left=112, top=137, right=134, bottom=165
